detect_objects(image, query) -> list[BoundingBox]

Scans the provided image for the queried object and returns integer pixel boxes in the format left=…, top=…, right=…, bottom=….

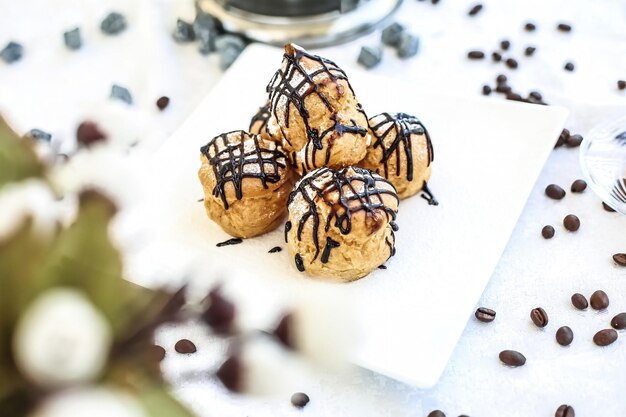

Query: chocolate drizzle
left=284, top=221, right=292, bottom=243
left=294, top=253, right=305, bottom=271
left=369, top=112, right=434, bottom=181
left=320, top=237, right=340, bottom=263
left=268, top=246, right=282, bottom=253
left=216, top=238, right=243, bottom=247
left=267, top=44, right=367, bottom=172
left=200, top=131, right=287, bottom=209
left=288, top=166, right=399, bottom=261
left=420, top=181, right=439, bottom=206
left=249, top=101, right=270, bottom=135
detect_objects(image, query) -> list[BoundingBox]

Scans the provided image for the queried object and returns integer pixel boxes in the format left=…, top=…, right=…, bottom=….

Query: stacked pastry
left=199, top=43, right=435, bottom=281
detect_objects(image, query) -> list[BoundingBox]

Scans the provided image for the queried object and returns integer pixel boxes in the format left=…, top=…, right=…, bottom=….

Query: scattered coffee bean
left=500, top=40, right=511, bottom=50
left=566, top=133, right=583, bottom=147
left=564, top=62, right=575, bottom=72
left=529, top=91, right=543, bottom=101
left=505, top=92, right=522, bottom=101
left=496, top=74, right=507, bottom=83
left=26, top=129, right=52, bottom=142
left=101, top=12, right=127, bottom=35
left=524, top=46, right=536, bottom=56
left=467, top=50, right=485, bottom=60
left=269, top=246, right=282, bottom=253
left=381, top=22, right=405, bottom=47
left=468, top=4, right=483, bottom=16
left=505, top=58, right=518, bottom=69
left=291, top=392, right=310, bottom=408
left=428, top=411, right=446, bottom=417
left=173, top=18, right=196, bottom=43
left=396, top=34, right=418, bottom=59
left=556, top=326, right=574, bottom=346
left=571, top=293, right=588, bottom=310
left=499, top=350, right=526, bottom=367
left=545, top=184, right=566, bottom=200
left=431, top=0, right=440, bottom=4
left=619, top=80, right=626, bottom=91
left=593, top=329, right=618, bottom=346
left=563, top=214, right=580, bottom=231
left=358, top=45, right=383, bottom=68
left=557, top=23, right=572, bottom=32
left=156, top=96, right=170, bottom=110
left=531, top=307, right=549, bottom=328
left=495, top=84, right=511, bottom=93
left=216, top=238, right=242, bottom=247
left=475, top=307, right=496, bottom=323
left=110, top=84, right=133, bottom=104
left=174, top=339, right=197, bottom=354
left=613, top=253, right=626, bottom=266
left=491, top=51, right=502, bottom=62
left=0, top=41, right=23, bottom=64
left=603, top=202, right=616, bottom=212
left=611, top=313, right=626, bottom=330
left=524, top=22, right=537, bottom=32
left=556, top=128, right=570, bottom=148
left=63, top=27, right=82, bottom=50
left=150, top=344, right=166, bottom=362
left=482, top=85, right=492, bottom=95
left=202, top=287, right=236, bottom=334
left=570, top=179, right=587, bottom=193
left=76, top=121, right=107, bottom=147
left=542, top=225, right=555, bottom=239
left=555, top=404, right=575, bottom=417
left=590, top=290, right=609, bottom=310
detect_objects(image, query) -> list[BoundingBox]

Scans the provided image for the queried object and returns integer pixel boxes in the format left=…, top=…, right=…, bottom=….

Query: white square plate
left=134, top=44, right=568, bottom=388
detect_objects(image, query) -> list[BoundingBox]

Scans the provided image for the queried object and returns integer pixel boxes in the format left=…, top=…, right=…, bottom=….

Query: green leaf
left=0, top=116, right=43, bottom=190
left=136, top=384, right=195, bottom=417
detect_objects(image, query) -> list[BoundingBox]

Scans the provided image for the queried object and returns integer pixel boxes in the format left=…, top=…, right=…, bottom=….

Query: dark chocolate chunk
left=545, top=184, right=566, bottom=200
left=590, top=290, right=609, bottom=310
left=110, top=84, right=133, bottom=104
left=381, top=22, right=405, bottom=47
left=467, top=4, right=483, bottom=16
left=273, top=313, right=294, bottom=348
left=291, top=392, right=310, bottom=408
left=542, top=225, right=555, bottom=239
left=475, top=307, right=496, bottom=323
left=1, top=41, right=23, bottom=64
left=216, top=355, right=243, bottom=392
left=63, top=27, right=82, bottom=50
left=76, top=121, right=107, bottom=147
left=358, top=45, right=383, bottom=68
left=570, top=179, right=587, bottom=193
left=156, top=96, right=170, bottom=110
left=499, top=350, right=526, bottom=367
left=202, top=287, right=236, bottom=334
left=269, top=246, right=282, bottom=253
left=571, top=293, right=588, bottom=310
left=172, top=18, right=195, bottom=43
left=613, top=253, right=626, bottom=266
left=593, top=329, right=617, bottom=346
left=174, top=339, right=197, bottom=354
left=150, top=345, right=166, bottom=362
left=530, top=307, right=549, bottom=328
left=611, top=312, right=626, bottom=330
left=101, top=12, right=127, bottom=35
left=467, top=50, right=485, bottom=59
left=556, top=326, right=574, bottom=346
left=563, top=214, right=580, bottom=231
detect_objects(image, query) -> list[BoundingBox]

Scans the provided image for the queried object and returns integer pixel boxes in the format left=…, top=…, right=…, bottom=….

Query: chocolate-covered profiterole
left=360, top=112, right=434, bottom=199
left=285, top=166, right=399, bottom=281
left=248, top=101, right=273, bottom=141
left=198, top=130, right=295, bottom=238
left=266, top=43, right=369, bottom=174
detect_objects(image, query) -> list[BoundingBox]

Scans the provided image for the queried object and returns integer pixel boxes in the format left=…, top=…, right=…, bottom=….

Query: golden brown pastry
left=266, top=43, right=369, bottom=174
left=360, top=112, right=434, bottom=199
left=285, top=166, right=399, bottom=281
left=248, top=101, right=272, bottom=141
left=198, top=130, right=295, bottom=238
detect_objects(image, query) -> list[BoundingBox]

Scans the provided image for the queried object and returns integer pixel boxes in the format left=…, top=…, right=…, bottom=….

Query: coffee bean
left=566, top=134, right=583, bottom=147
left=613, top=253, right=626, bottom=266
left=542, top=225, right=555, bottom=239
left=571, top=293, right=588, bottom=310
left=619, top=80, right=626, bottom=90
left=505, top=58, right=518, bottom=69
left=495, top=84, right=511, bottom=93
left=593, top=329, right=618, bottom=346
left=156, top=96, right=170, bottom=110
left=570, top=179, right=587, bottom=193
left=555, top=404, right=575, bottom=417
left=563, top=214, right=580, bottom=231
left=175, top=339, right=197, bottom=354
left=545, top=184, right=566, bottom=200
left=590, top=290, right=609, bottom=310
left=499, top=350, right=526, bottom=367
left=506, top=92, right=522, bottom=101
left=524, top=46, right=536, bottom=56
left=76, top=121, right=108, bottom=148
left=482, top=85, right=492, bottom=95
left=529, top=91, right=543, bottom=100
left=557, top=23, right=572, bottom=32
left=524, top=22, right=536, bottom=31
left=475, top=307, right=496, bottom=323
left=291, top=392, right=310, bottom=408
left=500, top=40, right=511, bottom=50
left=150, top=344, right=166, bottom=362
left=611, top=313, right=626, bottom=330
left=556, top=326, right=574, bottom=346
left=467, top=50, right=485, bottom=59
left=603, top=202, right=616, bottom=212
left=564, top=62, right=575, bottom=72
left=556, top=128, right=570, bottom=147
left=491, top=51, right=502, bottom=62
left=531, top=307, right=549, bottom=328
left=496, top=74, right=507, bottom=84
left=468, top=4, right=483, bottom=16
left=428, top=411, right=446, bottom=417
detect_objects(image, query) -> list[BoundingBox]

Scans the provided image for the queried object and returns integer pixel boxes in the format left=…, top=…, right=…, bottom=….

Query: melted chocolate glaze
left=288, top=166, right=399, bottom=262
left=267, top=45, right=367, bottom=172
left=294, top=253, right=305, bottom=271
left=420, top=181, right=439, bottom=206
left=216, top=238, right=243, bottom=247
left=369, top=112, right=434, bottom=182
left=320, top=237, right=340, bottom=263
left=249, top=102, right=270, bottom=134
left=378, top=265, right=387, bottom=269
left=269, top=246, right=282, bottom=253
left=200, top=131, right=287, bottom=209
left=284, top=221, right=292, bottom=243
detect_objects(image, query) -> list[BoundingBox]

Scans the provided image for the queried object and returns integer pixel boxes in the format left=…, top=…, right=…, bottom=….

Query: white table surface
left=2, top=0, right=626, bottom=416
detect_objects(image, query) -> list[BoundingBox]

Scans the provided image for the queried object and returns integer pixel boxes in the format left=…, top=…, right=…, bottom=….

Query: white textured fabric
left=2, top=0, right=626, bottom=416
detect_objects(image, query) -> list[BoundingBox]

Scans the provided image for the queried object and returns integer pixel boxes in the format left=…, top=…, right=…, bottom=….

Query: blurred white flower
left=31, top=387, right=147, bottom=417
left=13, top=288, right=113, bottom=388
